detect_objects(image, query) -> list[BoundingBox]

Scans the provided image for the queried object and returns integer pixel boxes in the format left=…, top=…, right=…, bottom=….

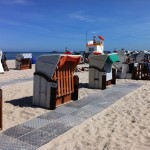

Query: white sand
left=0, top=60, right=100, bottom=130
left=1, top=60, right=150, bottom=150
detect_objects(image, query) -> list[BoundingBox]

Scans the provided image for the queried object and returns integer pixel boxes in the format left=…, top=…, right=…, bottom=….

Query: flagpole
left=86, top=31, right=88, bottom=45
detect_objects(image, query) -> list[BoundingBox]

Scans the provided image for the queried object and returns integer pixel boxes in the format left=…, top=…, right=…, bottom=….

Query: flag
left=98, top=36, right=104, bottom=41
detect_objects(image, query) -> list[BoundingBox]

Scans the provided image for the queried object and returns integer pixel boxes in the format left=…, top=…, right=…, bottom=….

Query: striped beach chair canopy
left=16, top=53, right=32, bottom=61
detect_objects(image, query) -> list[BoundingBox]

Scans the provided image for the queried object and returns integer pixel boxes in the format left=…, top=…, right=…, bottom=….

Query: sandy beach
left=0, top=60, right=150, bottom=150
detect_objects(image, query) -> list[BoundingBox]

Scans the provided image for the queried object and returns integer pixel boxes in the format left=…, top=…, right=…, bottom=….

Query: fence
left=132, top=63, right=150, bottom=80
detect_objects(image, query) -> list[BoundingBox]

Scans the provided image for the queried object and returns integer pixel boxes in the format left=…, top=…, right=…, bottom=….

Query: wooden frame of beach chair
left=52, top=61, right=79, bottom=106
left=0, top=89, right=2, bottom=130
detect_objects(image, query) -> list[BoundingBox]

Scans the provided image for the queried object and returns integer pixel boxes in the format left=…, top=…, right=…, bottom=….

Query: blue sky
left=0, top=0, right=150, bottom=52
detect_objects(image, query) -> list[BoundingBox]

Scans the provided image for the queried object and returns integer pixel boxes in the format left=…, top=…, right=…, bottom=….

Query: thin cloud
left=115, top=22, right=150, bottom=36
left=3, top=0, right=31, bottom=5
left=0, top=18, right=56, bottom=35
left=0, top=19, right=22, bottom=26
left=70, top=11, right=105, bottom=23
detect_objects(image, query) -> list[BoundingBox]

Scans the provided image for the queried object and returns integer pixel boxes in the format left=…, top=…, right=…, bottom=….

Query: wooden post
left=112, top=68, right=116, bottom=85
left=132, top=67, right=136, bottom=79
left=49, top=82, right=57, bottom=110
left=0, top=89, right=2, bottom=130
left=72, top=75, right=79, bottom=100
left=29, top=59, right=32, bottom=69
left=102, top=74, right=106, bottom=90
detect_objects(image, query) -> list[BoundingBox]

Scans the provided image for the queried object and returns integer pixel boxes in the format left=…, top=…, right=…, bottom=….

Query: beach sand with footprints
left=0, top=60, right=150, bottom=150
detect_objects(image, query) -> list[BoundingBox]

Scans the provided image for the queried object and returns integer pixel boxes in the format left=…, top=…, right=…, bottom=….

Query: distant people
left=0, top=50, right=4, bottom=73
left=3, top=52, right=7, bottom=61
left=83, top=51, right=89, bottom=63
left=125, top=53, right=130, bottom=64
left=2, top=52, right=9, bottom=71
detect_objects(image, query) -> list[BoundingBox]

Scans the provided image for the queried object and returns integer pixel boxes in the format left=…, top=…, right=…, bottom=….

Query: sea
left=5, top=51, right=64, bottom=60
left=5, top=51, right=84, bottom=60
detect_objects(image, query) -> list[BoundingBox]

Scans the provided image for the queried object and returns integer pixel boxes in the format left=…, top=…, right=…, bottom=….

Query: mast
left=86, top=31, right=88, bottom=45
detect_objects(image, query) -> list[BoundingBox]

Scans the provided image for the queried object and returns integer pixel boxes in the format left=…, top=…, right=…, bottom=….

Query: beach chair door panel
left=89, top=68, right=103, bottom=89
left=33, top=75, right=51, bottom=109
left=53, top=61, right=75, bottom=106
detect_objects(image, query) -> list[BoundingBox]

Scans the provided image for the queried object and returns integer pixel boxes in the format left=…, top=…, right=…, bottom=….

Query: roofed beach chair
left=33, top=54, right=81, bottom=109
left=113, top=50, right=132, bottom=79
left=89, top=53, right=119, bottom=90
left=135, top=51, right=145, bottom=63
left=15, top=53, right=32, bottom=70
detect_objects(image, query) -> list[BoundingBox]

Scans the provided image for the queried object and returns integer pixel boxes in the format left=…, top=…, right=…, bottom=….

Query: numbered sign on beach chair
left=33, top=54, right=81, bottom=109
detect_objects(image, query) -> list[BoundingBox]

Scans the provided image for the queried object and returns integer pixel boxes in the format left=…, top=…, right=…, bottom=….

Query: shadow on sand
left=79, top=83, right=89, bottom=88
left=5, top=96, right=37, bottom=108
left=5, top=83, right=89, bottom=108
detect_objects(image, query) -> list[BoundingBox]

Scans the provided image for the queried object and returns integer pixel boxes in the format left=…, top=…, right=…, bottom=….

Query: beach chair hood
left=106, top=53, right=120, bottom=63
left=36, top=54, right=81, bottom=79
left=16, top=53, right=32, bottom=61
left=89, top=53, right=119, bottom=70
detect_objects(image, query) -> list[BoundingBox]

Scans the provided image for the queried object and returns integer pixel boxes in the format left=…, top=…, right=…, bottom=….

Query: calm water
left=5, top=52, right=63, bottom=60
left=5, top=51, right=84, bottom=60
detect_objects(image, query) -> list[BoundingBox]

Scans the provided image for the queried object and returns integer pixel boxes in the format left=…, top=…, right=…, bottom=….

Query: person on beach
left=3, top=52, right=7, bottom=62
left=2, top=52, right=9, bottom=71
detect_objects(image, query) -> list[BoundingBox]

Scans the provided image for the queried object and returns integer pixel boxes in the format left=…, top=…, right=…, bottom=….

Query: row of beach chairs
left=1, top=52, right=150, bottom=130
left=114, top=50, right=150, bottom=79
